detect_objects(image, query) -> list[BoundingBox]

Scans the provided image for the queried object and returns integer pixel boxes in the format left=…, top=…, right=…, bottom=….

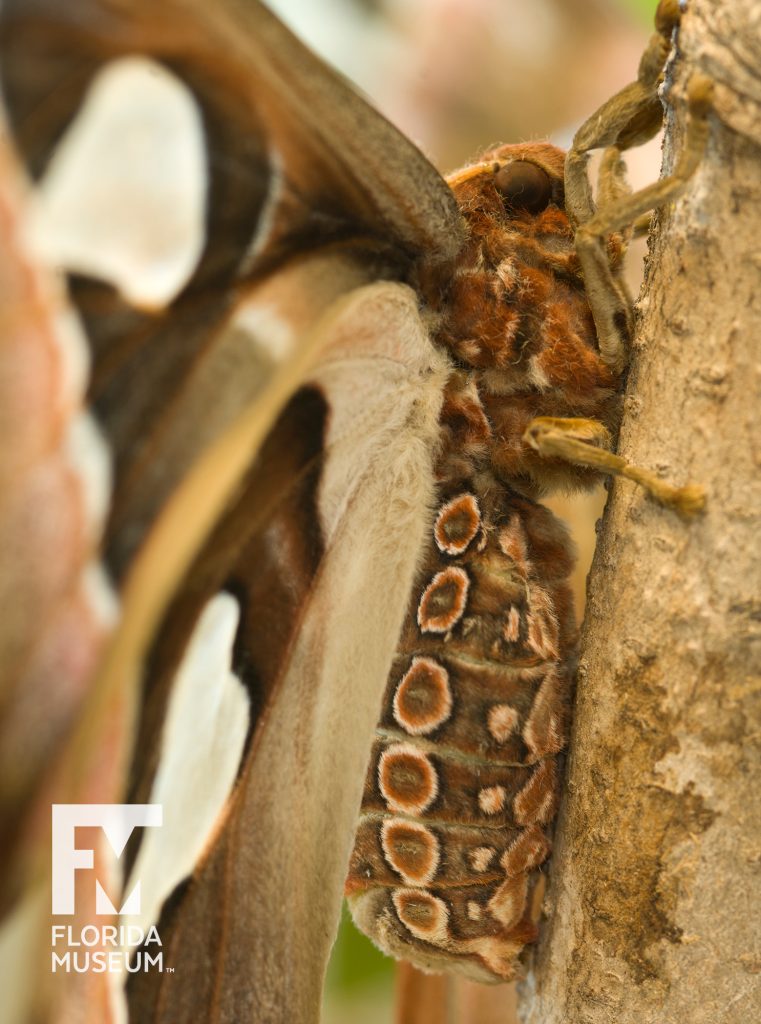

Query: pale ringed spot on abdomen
left=381, top=819, right=440, bottom=885
left=433, top=492, right=481, bottom=555
left=417, top=566, right=469, bottom=634
left=378, top=743, right=439, bottom=816
left=392, top=889, right=449, bottom=944
left=393, top=656, right=453, bottom=735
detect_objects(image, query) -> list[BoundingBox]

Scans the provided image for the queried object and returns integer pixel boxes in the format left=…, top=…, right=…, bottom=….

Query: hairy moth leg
left=524, top=417, right=705, bottom=516
left=565, top=0, right=682, bottom=228
left=565, top=0, right=713, bottom=373
left=573, top=77, right=713, bottom=373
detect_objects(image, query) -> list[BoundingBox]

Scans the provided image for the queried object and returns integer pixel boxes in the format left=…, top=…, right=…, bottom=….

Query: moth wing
left=0, top=113, right=131, bottom=1024
left=124, top=281, right=450, bottom=1023
left=0, top=1, right=462, bottom=1019
left=0, top=0, right=463, bottom=577
left=1, top=0, right=463, bottom=265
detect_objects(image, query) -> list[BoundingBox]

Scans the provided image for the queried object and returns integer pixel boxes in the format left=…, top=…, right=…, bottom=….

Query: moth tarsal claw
left=640, top=479, right=707, bottom=518
left=687, top=74, right=715, bottom=116
left=655, top=0, right=682, bottom=37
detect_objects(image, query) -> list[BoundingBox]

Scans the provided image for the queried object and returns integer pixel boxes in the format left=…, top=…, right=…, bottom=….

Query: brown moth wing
left=0, top=2, right=464, bottom=1019
left=0, top=0, right=463, bottom=263
left=0, top=0, right=464, bottom=579
left=126, top=283, right=451, bottom=1023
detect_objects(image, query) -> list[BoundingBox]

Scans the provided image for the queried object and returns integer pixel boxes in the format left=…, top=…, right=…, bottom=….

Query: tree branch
left=523, top=1, right=761, bottom=1020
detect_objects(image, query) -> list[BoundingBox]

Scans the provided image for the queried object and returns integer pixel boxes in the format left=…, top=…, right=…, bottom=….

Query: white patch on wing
left=81, top=563, right=120, bottom=632
left=65, top=411, right=112, bottom=542
left=50, top=304, right=91, bottom=413
left=30, top=57, right=206, bottom=309
left=233, top=300, right=295, bottom=363
left=121, top=593, right=249, bottom=939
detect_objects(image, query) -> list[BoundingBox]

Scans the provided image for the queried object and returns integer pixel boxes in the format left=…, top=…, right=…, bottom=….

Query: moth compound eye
left=495, top=161, right=553, bottom=214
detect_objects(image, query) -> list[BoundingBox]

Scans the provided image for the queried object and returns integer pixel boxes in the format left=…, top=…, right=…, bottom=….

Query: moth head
left=437, top=143, right=623, bottom=495
left=489, top=142, right=567, bottom=224
left=446, top=142, right=565, bottom=220
left=494, top=160, right=554, bottom=215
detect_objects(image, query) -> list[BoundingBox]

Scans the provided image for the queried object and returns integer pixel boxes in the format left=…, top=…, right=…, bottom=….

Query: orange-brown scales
left=346, top=143, right=624, bottom=982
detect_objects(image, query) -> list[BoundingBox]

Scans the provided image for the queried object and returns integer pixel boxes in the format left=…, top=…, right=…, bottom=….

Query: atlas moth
left=0, top=0, right=711, bottom=1020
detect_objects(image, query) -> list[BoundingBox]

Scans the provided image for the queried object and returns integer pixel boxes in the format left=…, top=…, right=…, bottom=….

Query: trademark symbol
left=164, top=967, right=175, bottom=973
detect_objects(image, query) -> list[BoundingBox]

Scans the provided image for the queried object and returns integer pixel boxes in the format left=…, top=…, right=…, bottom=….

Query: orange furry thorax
left=426, top=141, right=624, bottom=497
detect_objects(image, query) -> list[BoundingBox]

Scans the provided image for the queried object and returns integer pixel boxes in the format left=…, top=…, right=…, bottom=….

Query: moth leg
left=631, top=212, right=655, bottom=239
left=524, top=417, right=705, bottom=516
left=565, top=0, right=713, bottom=373
left=573, top=77, right=712, bottom=373
left=595, top=145, right=631, bottom=213
left=565, top=0, right=682, bottom=229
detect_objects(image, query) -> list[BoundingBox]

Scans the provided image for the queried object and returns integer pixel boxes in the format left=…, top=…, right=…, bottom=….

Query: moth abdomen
left=346, top=474, right=574, bottom=981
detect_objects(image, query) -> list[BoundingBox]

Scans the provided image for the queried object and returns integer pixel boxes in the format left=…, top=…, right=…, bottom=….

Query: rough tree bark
left=523, top=2, right=761, bottom=1022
